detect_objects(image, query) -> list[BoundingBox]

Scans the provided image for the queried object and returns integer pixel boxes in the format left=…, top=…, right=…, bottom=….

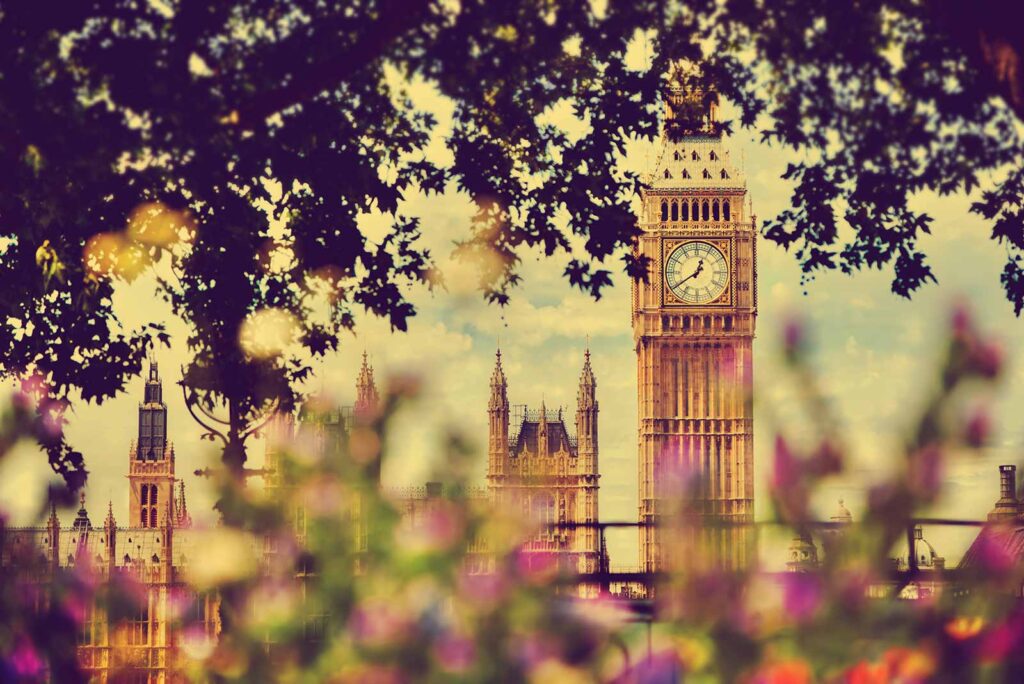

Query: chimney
left=989, top=465, right=1019, bottom=522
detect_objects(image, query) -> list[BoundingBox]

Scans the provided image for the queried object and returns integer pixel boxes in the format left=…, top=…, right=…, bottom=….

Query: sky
left=3, top=76, right=1024, bottom=571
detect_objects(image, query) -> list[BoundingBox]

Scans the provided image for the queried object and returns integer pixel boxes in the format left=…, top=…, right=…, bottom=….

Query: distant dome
left=831, top=498, right=853, bottom=524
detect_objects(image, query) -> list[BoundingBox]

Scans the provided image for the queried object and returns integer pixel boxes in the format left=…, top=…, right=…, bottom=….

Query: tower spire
left=487, top=348, right=510, bottom=484
left=355, top=351, right=379, bottom=418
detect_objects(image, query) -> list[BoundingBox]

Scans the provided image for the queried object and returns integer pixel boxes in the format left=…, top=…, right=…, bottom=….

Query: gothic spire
left=105, top=500, right=116, bottom=528
left=489, top=348, right=508, bottom=409
left=578, top=346, right=597, bottom=408
left=175, top=480, right=192, bottom=528
left=355, top=351, right=379, bottom=416
left=491, top=348, right=507, bottom=387
left=72, top=491, right=92, bottom=531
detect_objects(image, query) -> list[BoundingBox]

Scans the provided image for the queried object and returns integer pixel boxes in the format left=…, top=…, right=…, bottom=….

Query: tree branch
left=179, top=367, right=228, bottom=443
left=232, top=0, right=433, bottom=128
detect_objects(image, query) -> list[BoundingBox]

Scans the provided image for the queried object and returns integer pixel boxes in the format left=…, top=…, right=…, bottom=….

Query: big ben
left=633, top=74, right=756, bottom=573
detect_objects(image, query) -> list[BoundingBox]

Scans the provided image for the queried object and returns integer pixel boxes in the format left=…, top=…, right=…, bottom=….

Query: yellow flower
left=945, top=615, right=985, bottom=640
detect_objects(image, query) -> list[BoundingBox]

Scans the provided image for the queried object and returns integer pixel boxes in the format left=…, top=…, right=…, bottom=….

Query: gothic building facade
left=632, top=73, right=758, bottom=572
left=486, top=349, right=602, bottom=579
left=0, top=362, right=208, bottom=682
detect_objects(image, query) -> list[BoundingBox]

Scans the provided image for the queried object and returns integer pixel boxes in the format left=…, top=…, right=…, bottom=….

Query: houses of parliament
left=0, top=80, right=760, bottom=680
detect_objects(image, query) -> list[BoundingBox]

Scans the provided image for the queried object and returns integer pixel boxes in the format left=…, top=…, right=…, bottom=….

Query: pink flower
left=9, top=635, right=43, bottom=678
left=434, top=632, right=476, bottom=672
left=783, top=317, right=806, bottom=359
left=609, top=649, right=683, bottom=683
left=515, top=549, right=559, bottom=584
left=771, top=436, right=808, bottom=521
left=964, top=407, right=992, bottom=448
left=349, top=599, right=412, bottom=647
left=968, top=340, right=1004, bottom=379
left=978, top=615, right=1024, bottom=663
left=457, top=570, right=508, bottom=606
left=908, top=444, right=944, bottom=501
left=782, top=573, right=823, bottom=623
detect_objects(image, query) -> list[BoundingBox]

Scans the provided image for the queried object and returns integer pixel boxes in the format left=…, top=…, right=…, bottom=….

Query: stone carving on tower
left=633, top=66, right=757, bottom=573
left=128, top=360, right=184, bottom=529
left=486, top=349, right=602, bottom=585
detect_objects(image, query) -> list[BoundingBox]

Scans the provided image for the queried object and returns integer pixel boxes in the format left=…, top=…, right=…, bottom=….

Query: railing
left=539, top=517, right=997, bottom=604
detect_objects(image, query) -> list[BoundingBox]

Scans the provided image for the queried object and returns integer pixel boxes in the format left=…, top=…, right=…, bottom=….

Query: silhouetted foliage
left=3, top=0, right=1024, bottom=484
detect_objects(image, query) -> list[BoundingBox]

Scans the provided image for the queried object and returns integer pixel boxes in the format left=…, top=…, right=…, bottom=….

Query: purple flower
left=781, top=573, right=823, bottom=623
left=9, top=635, right=43, bottom=678
left=965, top=407, right=992, bottom=448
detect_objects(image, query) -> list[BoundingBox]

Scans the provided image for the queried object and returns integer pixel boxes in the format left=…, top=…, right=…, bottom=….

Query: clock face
left=665, top=241, right=729, bottom=304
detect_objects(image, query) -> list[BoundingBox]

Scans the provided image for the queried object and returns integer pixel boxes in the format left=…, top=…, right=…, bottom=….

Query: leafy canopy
left=2, top=0, right=1024, bottom=484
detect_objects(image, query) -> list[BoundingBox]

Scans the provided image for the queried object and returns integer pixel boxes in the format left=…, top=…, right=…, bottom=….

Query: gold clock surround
left=661, top=236, right=734, bottom=307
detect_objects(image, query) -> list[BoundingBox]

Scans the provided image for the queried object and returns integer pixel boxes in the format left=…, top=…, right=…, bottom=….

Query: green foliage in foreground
left=4, top=311, right=1024, bottom=682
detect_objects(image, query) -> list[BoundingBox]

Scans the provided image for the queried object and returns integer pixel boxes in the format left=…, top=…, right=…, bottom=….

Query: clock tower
left=633, top=77, right=757, bottom=573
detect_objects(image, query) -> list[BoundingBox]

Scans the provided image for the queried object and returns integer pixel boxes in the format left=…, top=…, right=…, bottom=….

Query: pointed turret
left=175, top=480, right=192, bottom=528
left=576, top=346, right=599, bottom=474
left=104, top=501, right=117, bottom=573
left=46, top=501, right=59, bottom=571
left=487, top=349, right=510, bottom=485
left=354, top=351, right=380, bottom=418
left=72, top=491, right=92, bottom=531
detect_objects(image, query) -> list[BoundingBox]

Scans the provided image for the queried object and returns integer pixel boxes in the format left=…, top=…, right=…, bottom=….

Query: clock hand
left=677, top=259, right=704, bottom=284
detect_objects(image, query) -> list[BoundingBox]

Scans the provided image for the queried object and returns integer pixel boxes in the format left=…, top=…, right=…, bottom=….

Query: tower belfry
left=128, top=360, right=178, bottom=528
left=633, top=67, right=757, bottom=572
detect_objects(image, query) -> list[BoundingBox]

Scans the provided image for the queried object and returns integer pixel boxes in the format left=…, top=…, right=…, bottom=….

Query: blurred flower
left=349, top=598, right=413, bottom=647
left=396, top=502, right=464, bottom=554
left=808, top=440, right=843, bottom=477
left=783, top=316, right=806, bottom=360
left=457, top=568, right=508, bottom=607
left=180, top=624, right=217, bottom=662
left=529, top=659, right=590, bottom=684
left=964, top=406, right=992, bottom=448
left=880, top=646, right=934, bottom=681
left=907, top=444, right=944, bottom=501
left=673, top=634, right=711, bottom=672
left=183, top=528, right=258, bottom=590
left=238, top=307, right=299, bottom=359
left=610, top=649, right=682, bottom=684
left=966, top=340, right=1004, bottom=379
left=349, top=427, right=382, bottom=464
left=7, top=635, right=43, bottom=679
left=515, top=549, right=559, bottom=585
left=127, top=202, right=195, bottom=248
left=770, top=436, right=808, bottom=521
left=434, top=631, right=476, bottom=673
left=974, top=612, right=1024, bottom=663
left=781, top=573, right=823, bottom=623
left=83, top=231, right=150, bottom=281
left=945, top=615, right=985, bottom=641
left=751, top=658, right=812, bottom=684
left=844, top=660, right=888, bottom=684
left=247, top=580, right=299, bottom=631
